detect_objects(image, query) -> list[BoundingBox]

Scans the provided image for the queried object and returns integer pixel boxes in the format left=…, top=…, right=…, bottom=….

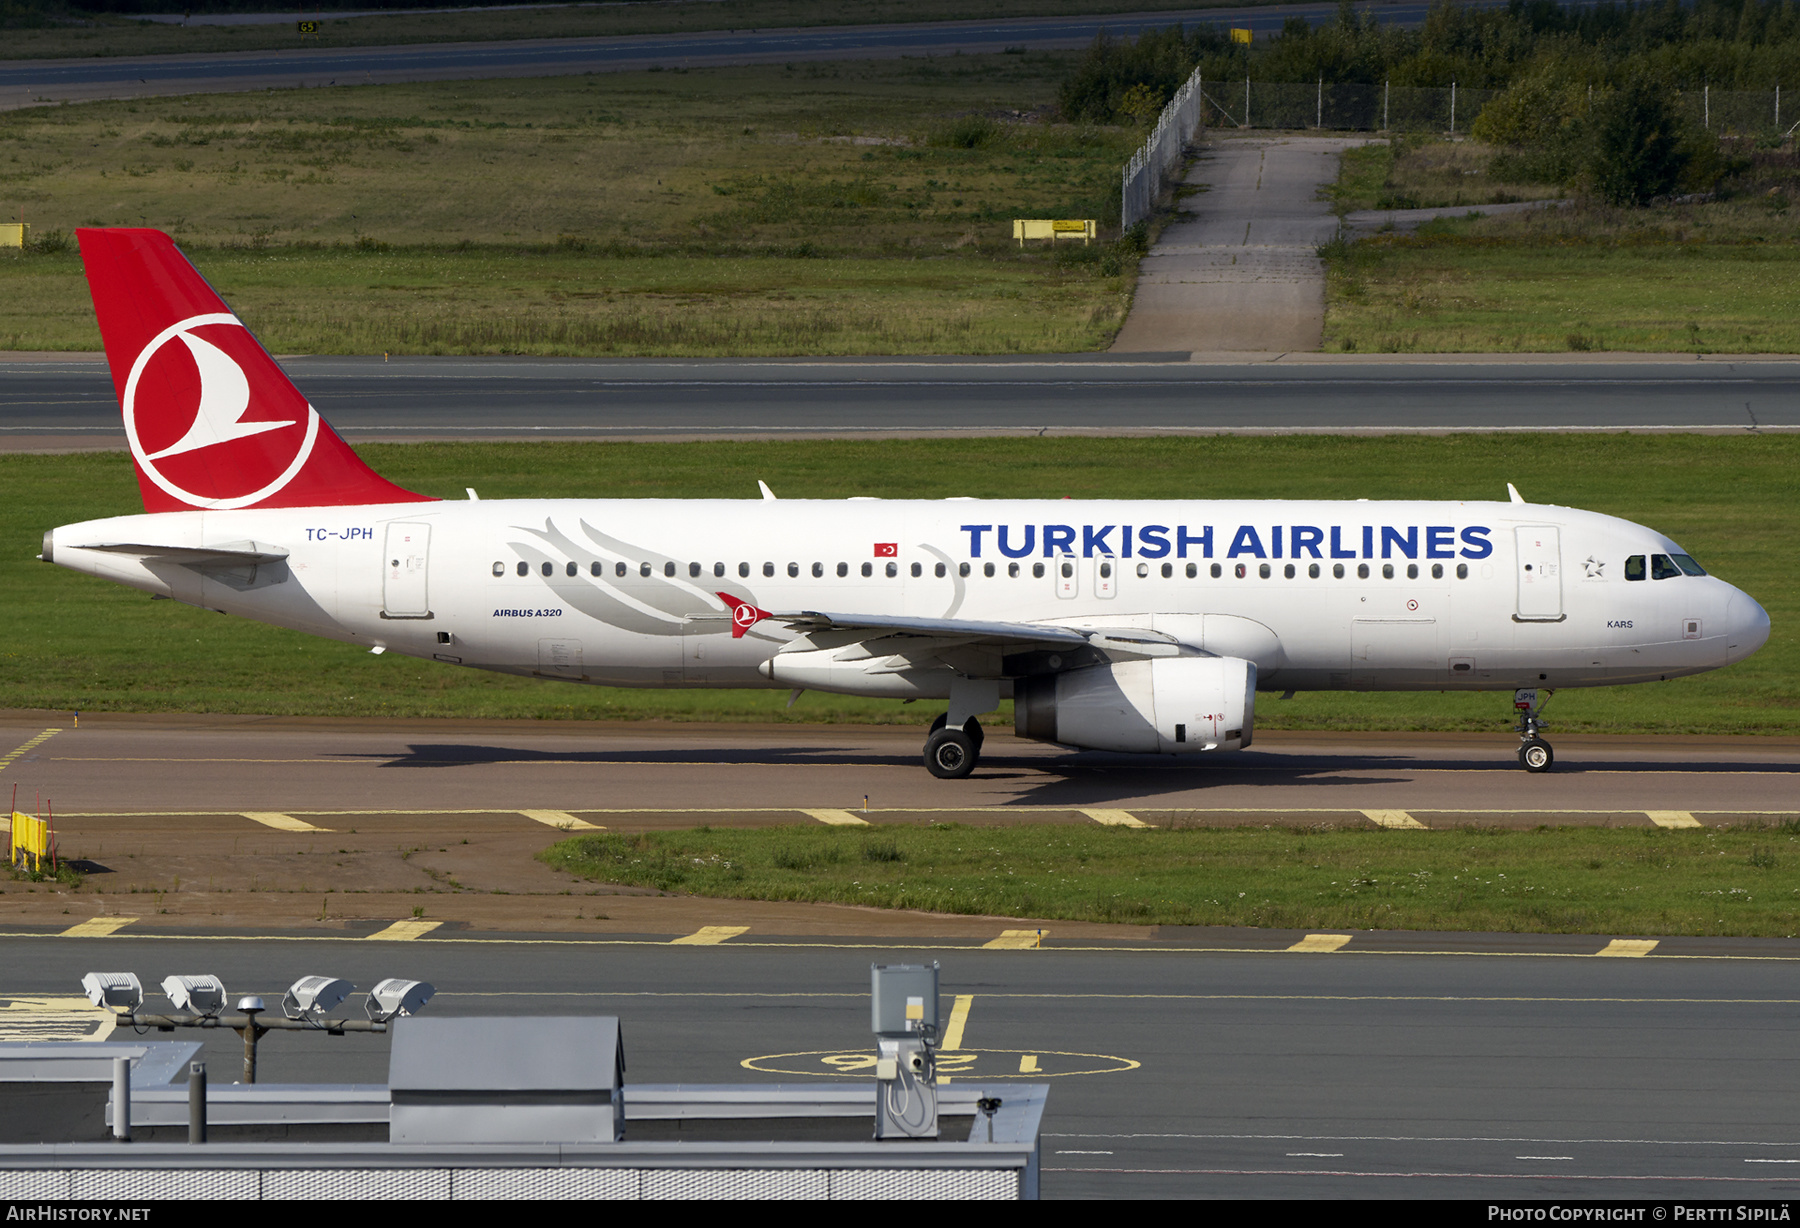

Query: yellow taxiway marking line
left=519, top=809, right=602, bottom=831
left=984, top=929, right=1046, bottom=950
left=1287, top=934, right=1354, bottom=953
left=670, top=926, right=751, bottom=946
left=943, top=994, right=974, bottom=1051
left=1082, top=808, right=1151, bottom=828
left=804, top=809, right=869, bottom=826
left=365, top=919, right=442, bottom=941
left=1363, top=809, right=1427, bottom=829
left=43, top=805, right=1800, bottom=819
left=1647, top=810, right=1704, bottom=829
left=0, top=995, right=116, bottom=1043
left=242, top=811, right=330, bottom=832
left=57, top=917, right=136, bottom=938
left=1597, top=939, right=1660, bottom=957
left=0, top=728, right=62, bottom=774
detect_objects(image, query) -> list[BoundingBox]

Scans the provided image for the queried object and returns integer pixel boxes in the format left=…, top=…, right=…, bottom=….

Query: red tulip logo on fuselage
left=123, top=314, right=320, bottom=509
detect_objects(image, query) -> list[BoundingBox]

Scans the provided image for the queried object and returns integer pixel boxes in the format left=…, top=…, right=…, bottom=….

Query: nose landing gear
left=1514, top=688, right=1554, bottom=772
left=924, top=713, right=984, bottom=779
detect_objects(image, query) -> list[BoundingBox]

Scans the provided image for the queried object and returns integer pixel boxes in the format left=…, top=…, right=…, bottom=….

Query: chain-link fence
left=1121, top=67, right=1205, bottom=230
left=1191, top=79, right=1797, bottom=138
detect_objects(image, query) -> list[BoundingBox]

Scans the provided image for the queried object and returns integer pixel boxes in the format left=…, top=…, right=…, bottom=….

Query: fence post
left=1384, top=79, right=1389, bottom=132
left=1245, top=77, right=1251, bottom=129
left=1317, top=77, right=1323, bottom=129
left=1450, top=80, right=1457, bottom=135
left=1704, top=83, right=1709, bottom=130
left=1777, top=84, right=1781, bottom=130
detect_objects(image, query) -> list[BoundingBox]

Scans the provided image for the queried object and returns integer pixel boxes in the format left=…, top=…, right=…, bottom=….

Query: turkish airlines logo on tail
left=123, top=313, right=320, bottom=510
left=715, top=592, right=774, bottom=638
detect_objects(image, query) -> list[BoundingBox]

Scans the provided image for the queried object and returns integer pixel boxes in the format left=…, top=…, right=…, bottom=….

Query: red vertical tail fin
left=77, top=228, right=432, bottom=512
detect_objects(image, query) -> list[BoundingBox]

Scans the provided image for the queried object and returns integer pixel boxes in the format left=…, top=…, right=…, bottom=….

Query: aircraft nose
left=1725, top=589, right=1771, bottom=664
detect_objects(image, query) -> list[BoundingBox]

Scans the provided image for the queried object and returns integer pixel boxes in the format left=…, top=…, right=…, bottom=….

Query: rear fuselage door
left=1514, top=525, right=1563, bottom=621
left=382, top=522, right=431, bottom=618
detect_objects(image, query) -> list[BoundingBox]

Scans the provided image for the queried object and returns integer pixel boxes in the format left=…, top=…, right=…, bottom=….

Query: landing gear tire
left=929, top=713, right=984, bottom=752
left=924, top=728, right=978, bottom=779
left=1519, top=738, right=1554, bottom=773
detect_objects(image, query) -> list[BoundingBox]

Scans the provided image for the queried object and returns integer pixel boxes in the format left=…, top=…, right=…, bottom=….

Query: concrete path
left=1112, top=135, right=1369, bottom=353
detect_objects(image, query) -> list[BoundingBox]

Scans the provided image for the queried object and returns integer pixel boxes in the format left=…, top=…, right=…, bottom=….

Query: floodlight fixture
left=80, top=972, right=143, bottom=1013
left=366, top=978, right=435, bottom=1022
left=282, top=975, right=353, bottom=1021
left=161, top=974, right=226, bottom=1017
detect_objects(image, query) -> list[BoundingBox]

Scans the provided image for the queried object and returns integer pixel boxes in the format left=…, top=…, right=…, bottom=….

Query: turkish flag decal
left=873, top=543, right=898, bottom=557
left=715, top=592, right=774, bottom=638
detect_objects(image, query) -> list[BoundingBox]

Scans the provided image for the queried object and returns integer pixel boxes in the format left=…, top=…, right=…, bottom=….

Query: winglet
left=1507, top=483, right=1525, bottom=504
left=758, top=480, right=777, bottom=501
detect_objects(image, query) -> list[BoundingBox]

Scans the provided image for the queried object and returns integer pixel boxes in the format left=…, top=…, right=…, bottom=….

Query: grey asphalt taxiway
left=8, top=933, right=1800, bottom=1198
left=4, top=355, right=1796, bottom=451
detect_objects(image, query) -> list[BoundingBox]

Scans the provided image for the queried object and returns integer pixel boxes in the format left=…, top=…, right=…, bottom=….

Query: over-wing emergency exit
left=41, top=230, right=1772, bottom=778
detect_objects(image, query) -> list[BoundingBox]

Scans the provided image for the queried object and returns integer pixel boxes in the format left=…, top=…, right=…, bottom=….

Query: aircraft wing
left=774, top=611, right=1184, bottom=672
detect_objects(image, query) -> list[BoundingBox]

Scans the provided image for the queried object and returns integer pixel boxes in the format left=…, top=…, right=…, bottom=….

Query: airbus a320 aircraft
left=41, top=230, right=1772, bottom=778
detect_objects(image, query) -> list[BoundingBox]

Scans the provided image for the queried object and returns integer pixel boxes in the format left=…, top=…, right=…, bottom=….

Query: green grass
left=0, top=0, right=1232, bottom=62
left=4, top=434, right=1794, bottom=731
left=541, top=822, right=1800, bottom=936
left=1323, top=138, right=1800, bottom=354
left=0, top=58, right=1139, bottom=355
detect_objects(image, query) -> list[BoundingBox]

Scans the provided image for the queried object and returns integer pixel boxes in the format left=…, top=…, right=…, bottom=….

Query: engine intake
left=1014, top=657, right=1256, bottom=754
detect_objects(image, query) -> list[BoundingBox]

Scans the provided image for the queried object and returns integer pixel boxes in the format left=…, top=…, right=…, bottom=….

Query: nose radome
left=1725, top=590, right=1772, bottom=664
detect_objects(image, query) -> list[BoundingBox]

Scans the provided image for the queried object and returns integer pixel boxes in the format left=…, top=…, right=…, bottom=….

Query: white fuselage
left=46, top=497, right=1770, bottom=698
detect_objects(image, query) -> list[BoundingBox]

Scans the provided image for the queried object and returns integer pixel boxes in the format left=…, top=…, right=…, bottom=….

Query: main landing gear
left=1513, top=687, right=1554, bottom=773
left=924, top=713, right=985, bottom=780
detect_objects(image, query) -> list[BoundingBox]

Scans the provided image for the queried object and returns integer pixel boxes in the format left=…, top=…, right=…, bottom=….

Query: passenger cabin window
left=936, top=563, right=948, bottom=578
left=1456, top=563, right=1469, bottom=579
left=1008, top=562, right=1020, bottom=578
left=1186, top=563, right=1197, bottom=579
left=1333, top=564, right=1345, bottom=579
left=1651, top=553, right=1682, bottom=580
left=1284, top=564, right=1295, bottom=579
left=984, top=562, right=995, bottom=578
left=1209, top=563, right=1221, bottom=579
left=664, top=562, right=676, bottom=578
left=617, top=562, right=628, bottom=577
left=1381, top=564, right=1394, bottom=580
left=739, top=562, right=750, bottom=578
left=1136, top=563, right=1149, bottom=579
left=1161, top=563, right=1172, bottom=579
left=689, top=562, right=702, bottom=578
left=887, top=562, right=898, bottom=578
left=763, top=562, right=775, bottom=578
left=1308, top=563, right=1320, bottom=579
left=911, top=562, right=923, bottom=578
left=492, top=562, right=504, bottom=577
left=861, top=562, right=873, bottom=578
left=1625, top=555, right=1646, bottom=581
left=541, top=562, right=554, bottom=577
left=1234, top=564, right=1246, bottom=579
left=836, top=562, right=849, bottom=578
left=1357, top=563, right=1370, bottom=579
left=518, top=562, right=529, bottom=577
left=1099, top=561, right=1112, bottom=579
left=1032, top=562, right=1045, bottom=579
left=788, top=563, right=800, bottom=578
left=812, top=562, right=824, bottom=578
left=591, top=562, right=603, bottom=577
left=641, top=562, right=653, bottom=578
left=960, top=562, right=971, bottom=578
left=714, top=562, right=726, bottom=578
left=1407, top=563, right=1419, bottom=579
left=566, top=562, right=578, bottom=578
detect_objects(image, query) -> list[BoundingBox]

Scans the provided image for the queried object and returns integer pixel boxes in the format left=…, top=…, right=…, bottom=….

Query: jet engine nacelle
left=1014, top=656, right=1256, bottom=754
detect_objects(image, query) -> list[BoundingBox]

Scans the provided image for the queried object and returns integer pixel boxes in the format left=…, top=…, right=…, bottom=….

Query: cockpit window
left=1624, top=555, right=1646, bottom=581
left=1671, top=553, right=1707, bottom=576
left=1651, top=553, right=1681, bottom=580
